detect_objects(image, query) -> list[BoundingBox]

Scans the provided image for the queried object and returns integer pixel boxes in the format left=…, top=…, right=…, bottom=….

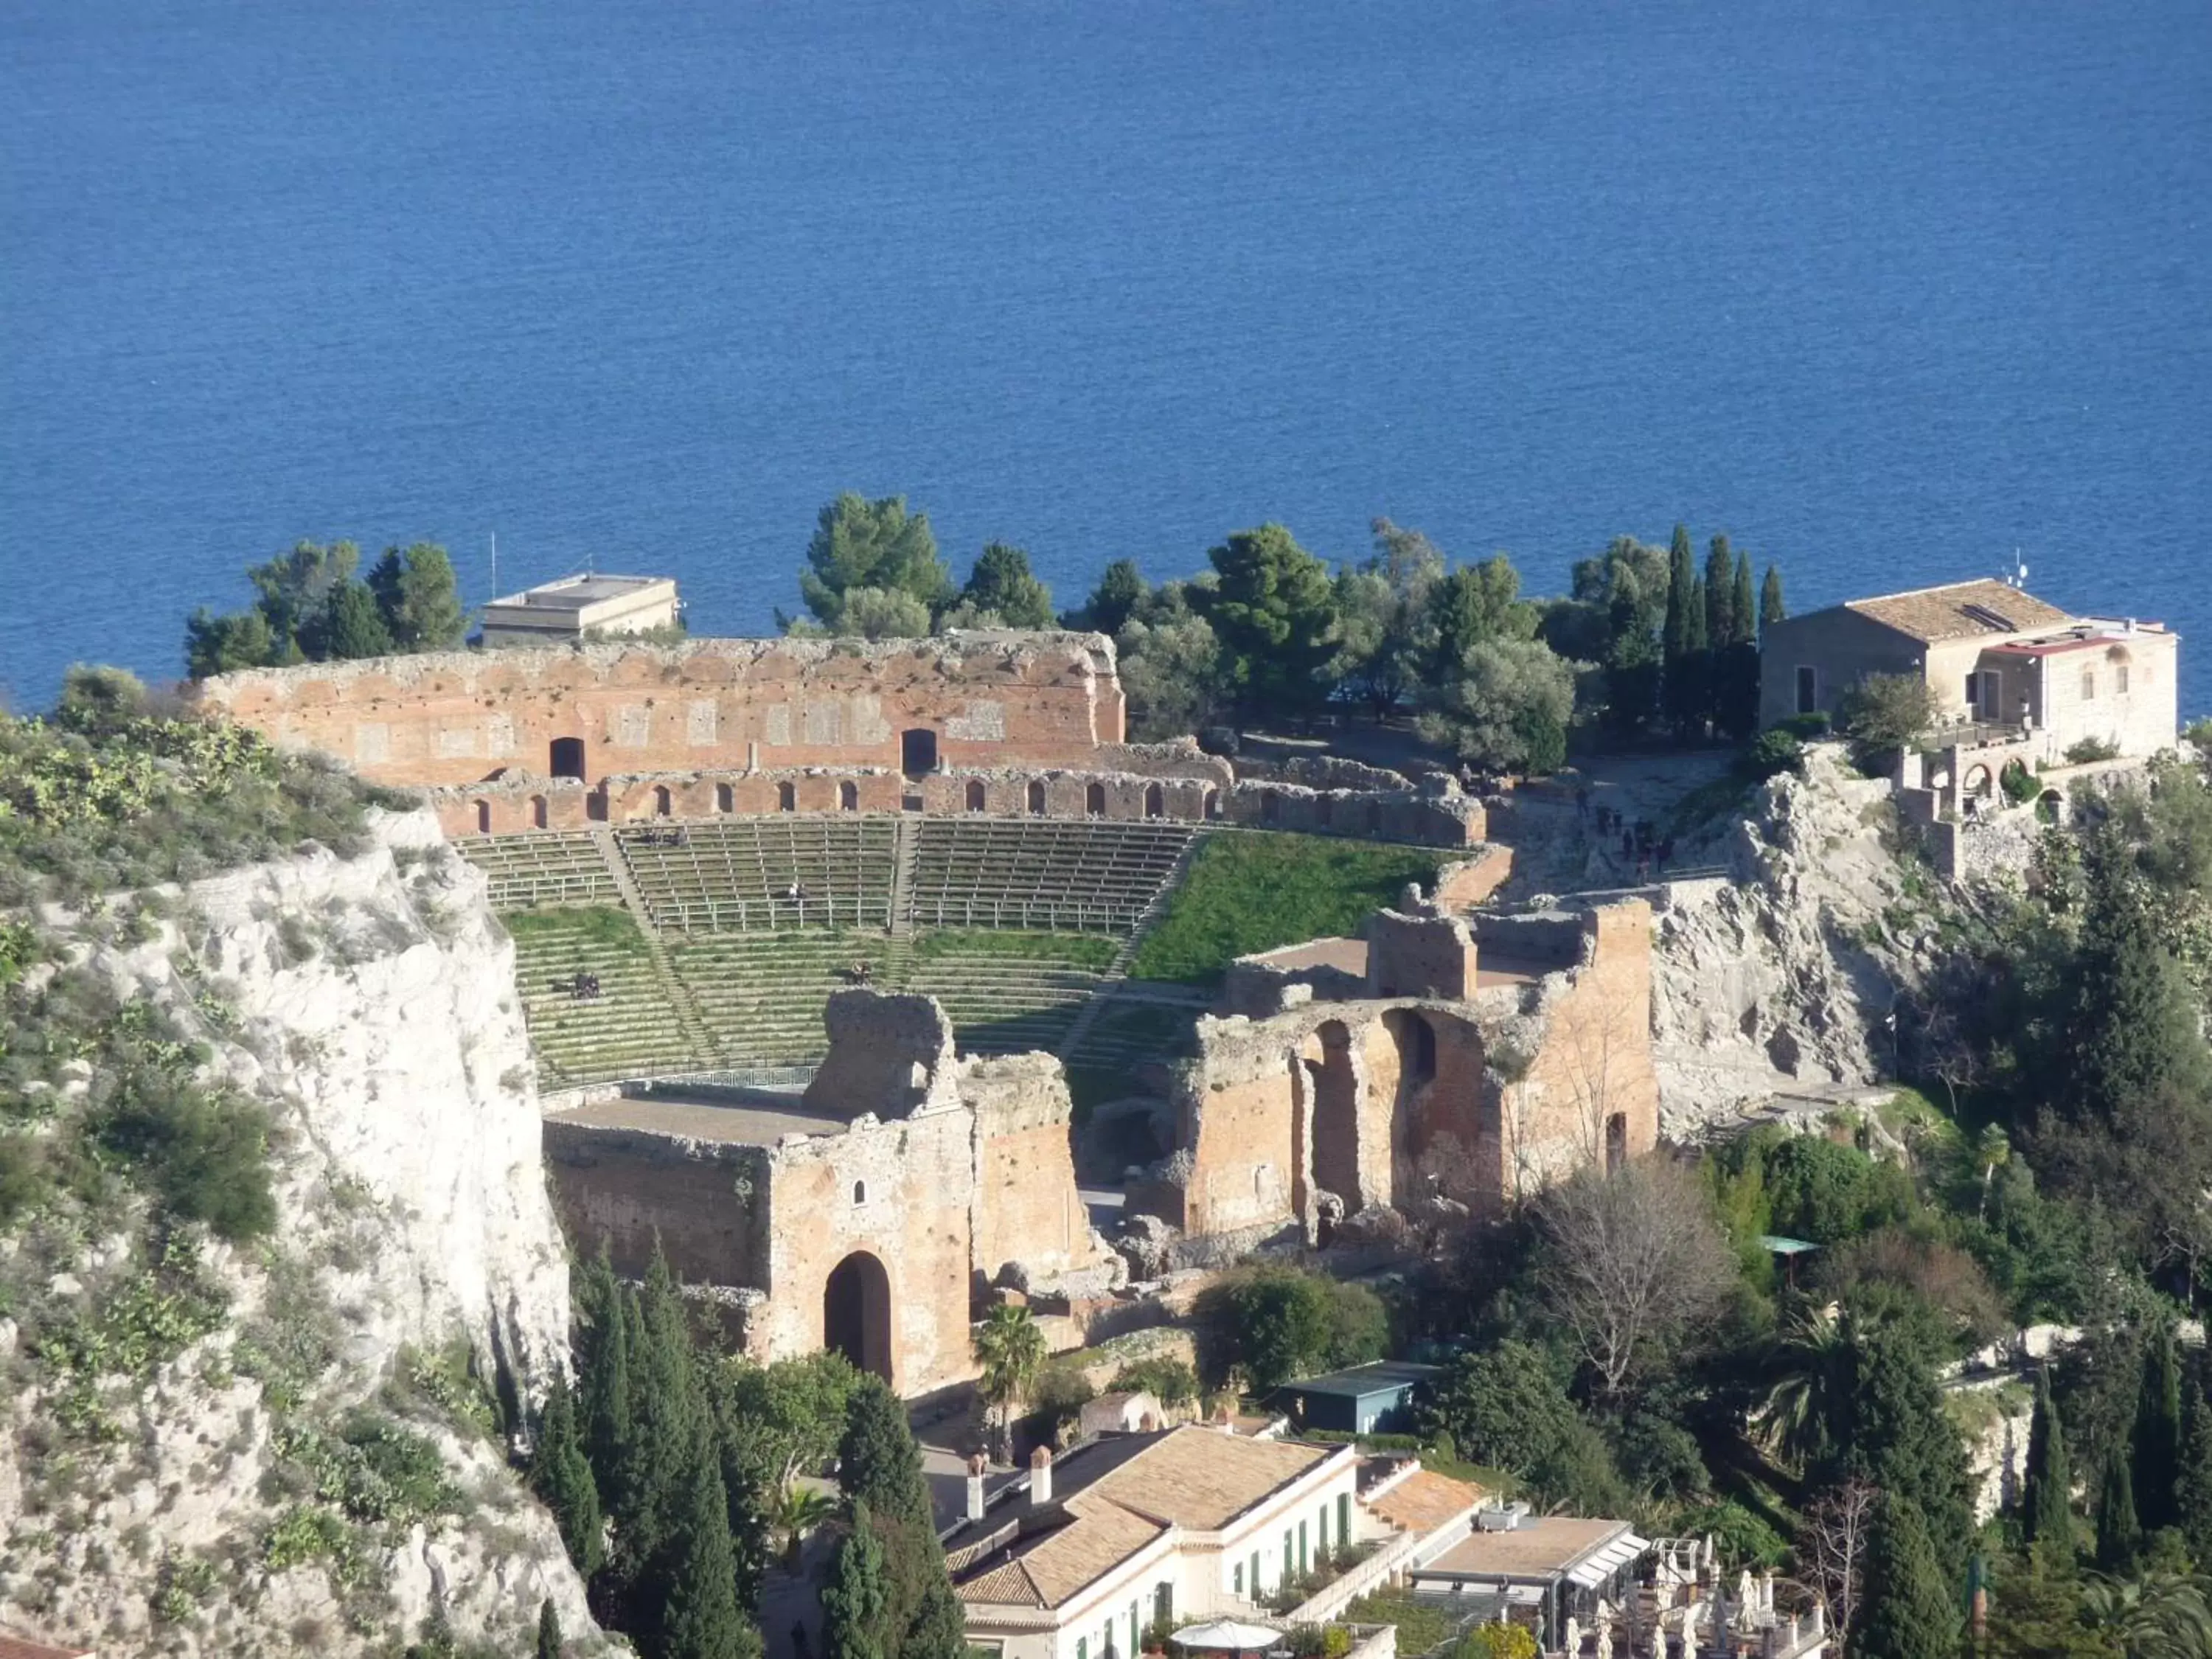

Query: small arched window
left=966, top=779, right=987, bottom=813
left=530, top=795, right=549, bottom=830
left=852, top=1180, right=867, bottom=1206
left=1144, top=783, right=1164, bottom=819
left=654, top=785, right=672, bottom=818
left=778, top=781, right=796, bottom=813
left=716, top=782, right=734, bottom=813
left=1028, top=779, right=1048, bottom=815
left=1203, top=788, right=1220, bottom=821
left=840, top=780, right=859, bottom=812
left=1086, top=782, right=1107, bottom=818
left=475, top=800, right=493, bottom=835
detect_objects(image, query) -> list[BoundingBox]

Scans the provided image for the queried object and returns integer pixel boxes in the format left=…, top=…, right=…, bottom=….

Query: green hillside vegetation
left=1129, top=832, right=1444, bottom=984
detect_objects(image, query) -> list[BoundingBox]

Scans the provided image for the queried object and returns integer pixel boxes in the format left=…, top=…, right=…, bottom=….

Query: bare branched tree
left=1531, top=1156, right=1733, bottom=1395
left=1801, top=1478, right=1879, bottom=1648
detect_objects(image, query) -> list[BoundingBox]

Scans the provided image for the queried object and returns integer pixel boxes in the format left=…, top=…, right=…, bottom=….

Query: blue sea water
left=2, top=0, right=2209, bottom=714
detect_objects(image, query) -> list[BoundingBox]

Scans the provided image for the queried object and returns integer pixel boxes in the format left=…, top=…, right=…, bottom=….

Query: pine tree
left=529, top=1377, right=605, bottom=1576
left=2096, top=1452, right=2141, bottom=1573
left=536, top=1599, right=563, bottom=1659
left=368, top=543, right=468, bottom=651
left=2021, top=1369, right=2073, bottom=1551
left=838, top=1377, right=932, bottom=1526
left=2135, top=1326, right=2184, bottom=1533
left=1759, top=565, right=1786, bottom=629
left=658, top=1418, right=751, bottom=1659
left=822, top=1502, right=891, bottom=1659
left=1857, top=1494, right=1960, bottom=1659
left=313, top=580, right=396, bottom=661
left=2176, top=1388, right=2212, bottom=1562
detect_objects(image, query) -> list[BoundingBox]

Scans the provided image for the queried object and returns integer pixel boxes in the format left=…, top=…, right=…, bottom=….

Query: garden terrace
left=908, top=818, right=1193, bottom=933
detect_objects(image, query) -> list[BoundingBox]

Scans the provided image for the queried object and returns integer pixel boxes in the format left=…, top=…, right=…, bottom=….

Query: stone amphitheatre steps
left=461, top=817, right=1203, bottom=1081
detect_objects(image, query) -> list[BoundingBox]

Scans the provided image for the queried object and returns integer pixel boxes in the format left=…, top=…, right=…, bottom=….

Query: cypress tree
left=536, top=1599, right=563, bottom=1659
left=1858, top=1494, right=1960, bottom=1659
left=1837, top=1325, right=1974, bottom=1584
left=2175, top=1388, right=2212, bottom=1562
left=2135, top=1326, right=2185, bottom=1532
left=1729, top=551, right=1756, bottom=647
left=529, top=1377, right=605, bottom=1577
left=838, top=1377, right=932, bottom=1526
left=1661, top=525, right=1700, bottom=731
left=822, top=1502, right=891, bottom=1659
left=2020, top=1369, right=2073, bottom=1551
left=1703, top=536, right=1736, bottom=655
left=581, top=1252, right=633, bottom=1518
left=1760, top=565, right=1787, bottom=628
left=2096, top=1452, right=2141, bottom=1573
left=625, top=1242, right=704, bottom=1581
left=658, top=1419, right=751, bottom=1659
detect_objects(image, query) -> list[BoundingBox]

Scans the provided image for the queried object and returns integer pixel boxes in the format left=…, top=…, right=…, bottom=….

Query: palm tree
left=1753, top=1304, right=1853, bottom=1476
left=770, top=1482, right=837, bottom=1571
left=973, top=1303, right=1047, bottom=1458
left=2079, top=1570, right=2212, bottom=1658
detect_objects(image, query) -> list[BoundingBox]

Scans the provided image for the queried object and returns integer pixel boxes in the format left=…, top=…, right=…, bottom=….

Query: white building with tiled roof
left=945, top=1427, right=1362, bottom=1659
left=1759, top=577, right=2179, bottom=766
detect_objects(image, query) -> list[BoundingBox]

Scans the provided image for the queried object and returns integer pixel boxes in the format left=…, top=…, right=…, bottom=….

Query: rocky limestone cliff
left=0, top=810, right=602, bottom=1656
left=1649, top=748, right=1936, bottom=1137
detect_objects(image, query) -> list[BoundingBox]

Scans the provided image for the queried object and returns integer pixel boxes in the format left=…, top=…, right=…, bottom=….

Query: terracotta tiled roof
left=1365, top=1470, right=1485, bottom=1535
left=950, top=1427, right=1342, bottom=1609
left=1844, top=580, right=2073, bottom=643
left=0, top=1632, right=94, bottom=1659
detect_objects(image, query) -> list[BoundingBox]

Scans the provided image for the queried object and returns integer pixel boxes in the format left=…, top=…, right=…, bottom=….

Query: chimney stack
left=966, top=1453, right=987, bottom=1523
left=1029, top=1444, right=1054, bottom=1506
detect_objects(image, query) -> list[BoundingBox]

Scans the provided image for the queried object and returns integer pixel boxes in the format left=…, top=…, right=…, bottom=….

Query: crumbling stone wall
left=1139, top=899, right=1658, bottom=1241
left=1365, top=910, right=1478, bottom=998
left=543, top=992, right=1108, bottom=1396
left=193, top=630, right=1125, bottom=790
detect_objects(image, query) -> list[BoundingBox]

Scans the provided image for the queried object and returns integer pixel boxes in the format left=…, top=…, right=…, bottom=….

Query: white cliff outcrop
left=1649, top=748, right=1933, bottom=1137
left=0, top=810, right=602, bottom=1656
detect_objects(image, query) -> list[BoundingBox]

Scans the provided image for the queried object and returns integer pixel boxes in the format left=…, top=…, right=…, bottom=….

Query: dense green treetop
left=796, top=493, right=953, bottom=632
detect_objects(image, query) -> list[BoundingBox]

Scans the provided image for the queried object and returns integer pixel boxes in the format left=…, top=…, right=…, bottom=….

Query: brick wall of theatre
left=191, top=633, right=1125, bottom=790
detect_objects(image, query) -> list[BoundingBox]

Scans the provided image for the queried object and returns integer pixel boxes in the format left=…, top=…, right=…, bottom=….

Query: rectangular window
left=2118, top=664, right=2132, bottom=695
left=1795, top=665, right=1818, bottom=715
left=2082, top=670, right=2096, bottom=701
left=1234, top=1562, right=1245, bottom=1596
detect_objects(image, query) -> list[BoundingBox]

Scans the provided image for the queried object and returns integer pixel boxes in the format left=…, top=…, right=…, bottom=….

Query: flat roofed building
left=1273, top=1360, right=1443, bottom=1436
left=1409, top=1512, right=1649, bottom=1652
left=480, top=572, right=679, bottom=646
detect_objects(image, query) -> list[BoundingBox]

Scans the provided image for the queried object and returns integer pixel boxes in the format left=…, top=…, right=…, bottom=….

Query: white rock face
left=1649, top=748, right=1927, bottom=1137
left=0, top=810, right=602, bottom=1656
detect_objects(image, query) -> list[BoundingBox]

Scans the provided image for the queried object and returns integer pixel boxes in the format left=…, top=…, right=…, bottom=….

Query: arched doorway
left=1028, top=779, right=1048, bottom=815
left=653, top=785, right=672, bottom=818
left=840, top=780, right=860, bottom=812
left=550, top=737, right=586, bottom=782
left=1085, top=782, right=1107, bottom=818
left=902, top=729, right=939, bottom=779
left=475, top=800, right=493, bottom=834
left=530, top=795, right=549, bottom=830
left=1144, top=783, right=1164, bottom=820
left=965, top=779, right=987, bottom=813
left=824, top=1251, right=892, bottom=1382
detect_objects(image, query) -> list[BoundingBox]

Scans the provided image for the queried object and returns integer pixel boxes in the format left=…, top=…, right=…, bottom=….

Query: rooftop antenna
left=489, top=531, right=498, bottom=602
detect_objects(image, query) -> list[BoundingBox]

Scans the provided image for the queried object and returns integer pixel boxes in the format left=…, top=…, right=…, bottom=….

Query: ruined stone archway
left=824, top=1251, right=893, bottom=1382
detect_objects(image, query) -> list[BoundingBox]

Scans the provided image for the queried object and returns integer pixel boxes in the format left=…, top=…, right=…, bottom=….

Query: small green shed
left=1274, top=1360, right=1444, bottom=1436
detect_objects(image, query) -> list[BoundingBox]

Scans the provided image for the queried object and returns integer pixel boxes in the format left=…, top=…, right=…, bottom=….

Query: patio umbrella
left=1171, top=1621, right=1284, bottom=1654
